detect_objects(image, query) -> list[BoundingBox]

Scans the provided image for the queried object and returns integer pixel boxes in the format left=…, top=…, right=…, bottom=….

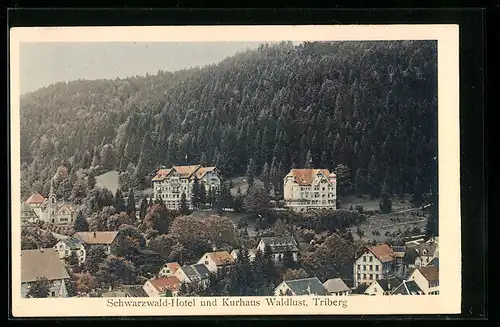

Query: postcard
left=10, top=24, right=461, bottom=317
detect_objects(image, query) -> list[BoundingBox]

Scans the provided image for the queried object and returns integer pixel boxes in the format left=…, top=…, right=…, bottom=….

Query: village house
left=322, top=278, right=351, bottom=296
left=363, top=276, right=402, bottom=296
left=143, top=276, right=182, bottom=297
left=37, top=184, right=77, bottom=225
left=257, top=236, right=300, bottom=263
left=274, top=277, right=328, bottom=296
left=151, top=165, right=222, bottom=210
left=21, top=202, right=39, bottom=224
left=72, top=231, right=119, bottom=254
left=53, top=237, right=86, bottom=263
left=407, top=265, right=440, bottom=295
left=174, top=264, right=211, bottom=285
left=353, top=244, right=395, bottom=288
left=404, top=239, right=439, bottom=270
left=21, top=248, right=71, bottom=298
left=231, top=249, right=257, bottom=262
left=158, top=262, right=181, bottom=278
left=24, top=192, right=46, bottom=219
left=101, top=285, right=148, bottom=298
left=197, top=251, right=235, bottom=273
left=391, top=280, right=425, bottom=295
left=391, top=245, right=409, bottom=278
left=283, top=168, right=337, bottom=212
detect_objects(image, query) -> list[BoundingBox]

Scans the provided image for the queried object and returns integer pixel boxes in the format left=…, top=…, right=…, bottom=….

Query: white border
left=10, top=25, right=461, bottom=317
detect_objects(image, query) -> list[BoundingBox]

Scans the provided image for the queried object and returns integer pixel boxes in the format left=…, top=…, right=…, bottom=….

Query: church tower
left=48, top=180, right=57, bottom=223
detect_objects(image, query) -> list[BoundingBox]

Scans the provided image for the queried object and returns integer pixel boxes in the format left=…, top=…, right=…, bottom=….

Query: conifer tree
left=191, top=175, right=201, bottom=209
left=114, top=189, right=126, bottom=213
left=126, top=188, right=136, bottom=218
left=305, top=150, right=313, bottom=169
left=73, top=210, right=89, bottom=232
left=87, top=171, right=96, bottom=190
left=246, top=158, right=256, bottom=189
left=139, top=198, right=148, bottom=221
left=180, top=192, right=190, bottom=215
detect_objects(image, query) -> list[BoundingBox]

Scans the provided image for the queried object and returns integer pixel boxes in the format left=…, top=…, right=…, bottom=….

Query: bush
left=355, top=205, right=364, bottom=213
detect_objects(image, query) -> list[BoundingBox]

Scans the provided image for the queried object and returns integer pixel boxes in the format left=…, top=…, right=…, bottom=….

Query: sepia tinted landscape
left=19, top=40, right=439, bottom=299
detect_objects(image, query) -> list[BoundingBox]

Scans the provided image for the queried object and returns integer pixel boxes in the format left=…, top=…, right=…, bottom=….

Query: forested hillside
left=20, top=40, right=438, bottom=202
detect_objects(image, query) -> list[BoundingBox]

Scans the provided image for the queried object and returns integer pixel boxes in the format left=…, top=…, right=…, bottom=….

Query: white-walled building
left=158, top=262, right=181, bottom=278
left=53, top=237, right=86, bottom=263
left=274, top=277, right=328, bottom=296
left=283, top=169, right=337, bottom=212
left=407, top=266, right=439, bottom=295
left=151, top=165, right=222, bottom=210
left=353, top=244, right=395, bottom=288
left=21, top=248, right=71, bottom=298
left=72, top=231, right=119, bottom=254
left=197, top=251, right=235, bottom=273
left=323, top=278, right=351, bottom=296
left=143, top=276, right=181, bottom=297
left=257, top=236, right=300, bottom=263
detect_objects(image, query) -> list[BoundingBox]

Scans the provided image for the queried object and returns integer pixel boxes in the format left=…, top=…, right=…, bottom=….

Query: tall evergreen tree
left=191, top=175, right=201, bottom=209
left=114, top=189, right=126, bottom=213
left=305, top=150, right=313, bottom=169
left=139, top=198, right=148, bottom=221
left=87, top=171, right=96, bottom=190
left=126, top=188, right=136, bottom=218
left=199, top=182, right=207, bottom=205
left=180, top=192, right=190, bottom=215
left=246, top=158, right=256, bottom=189
left=73, top=210, right=89, bottom=232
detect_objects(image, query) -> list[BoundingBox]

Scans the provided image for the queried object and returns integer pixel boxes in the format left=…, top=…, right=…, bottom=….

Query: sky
left=19, top=42, right=270, bottom=94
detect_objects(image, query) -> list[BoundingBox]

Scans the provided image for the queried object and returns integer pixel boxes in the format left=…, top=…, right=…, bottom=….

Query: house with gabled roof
left=143, top=276, right=181, bottom=297
left=408, top=265, right=440, bottom=295
left=151, top=165, right=222, bottom=210
left=158, top=262, right=181, bottom=278
left=363, top=276, right=402, bottom=296
left=53, top=237, right=86, bottom=263
left=283, top=168, right=337, bottom=212
left=21, top=248, right=71, bottom=298
left=353, top=244, right=395, bottom=288
left=391, top=280, right=425, bottom=295
left=274, top=277, right=328, bottom=296
left=174, top=264, right=211, bottom=285
left=73, top=231, right=119, bottom=254
left=197, top=251, right=235, bottom=273
left=323, top=278, right=351, bottom=296
left=257, top=236, right=300, bottom=263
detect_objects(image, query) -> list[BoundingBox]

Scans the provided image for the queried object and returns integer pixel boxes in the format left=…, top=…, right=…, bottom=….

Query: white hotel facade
left=151, top=165, right=221, bottom=210
left=283, top=168, right=337, bottom=212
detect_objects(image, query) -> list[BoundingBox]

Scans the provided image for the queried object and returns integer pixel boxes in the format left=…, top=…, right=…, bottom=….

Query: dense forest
left=19, top=40, right=438, bottom=202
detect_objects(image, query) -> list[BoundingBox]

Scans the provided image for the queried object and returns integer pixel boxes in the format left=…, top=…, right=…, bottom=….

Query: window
left=376, top=274, right=379, bottom=280
left=357, top=265, right=360, bottom=271
left=357, top=274, right=361, bottom=280
left=370, top=265, right=373, bottom=271
left=369, top=274, right=373, bottom=279
left=363, top=265, right=366, bottom=270
left=51, top=291, right=56, bottom=297
left=375, top=265, right=379, bottom=271
left=363, top=274, right=367, bottom=279
left=363, top=256, right=367, bottom=262
left=205, top=261, right=209, bottom=265
left=369, top=256, right=373, bottom=262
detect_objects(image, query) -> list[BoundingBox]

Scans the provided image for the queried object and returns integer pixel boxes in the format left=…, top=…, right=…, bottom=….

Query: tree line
left=20, top=40, right=438, bottom=204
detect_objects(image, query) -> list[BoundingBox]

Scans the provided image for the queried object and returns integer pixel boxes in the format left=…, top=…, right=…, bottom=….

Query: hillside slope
left=19, top=40, right=438, bottom=200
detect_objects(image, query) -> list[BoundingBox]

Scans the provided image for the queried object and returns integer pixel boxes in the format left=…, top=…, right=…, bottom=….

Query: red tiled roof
left=151, top=169, right=171, bottom=181
left=165, top=262, right=181, bottom=272
left=367, top=244, right=394, bottom=263
left=172, top=165, right=201, bottom=178
left=192, top=167, right=217, bottom=180
left=286, top=169, right=334, bottom=186
left=149, top=276, right=181, bottom=293
left=207, top=251, right=235, bottom=266
left=25, top=192, right=45, bottom=205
